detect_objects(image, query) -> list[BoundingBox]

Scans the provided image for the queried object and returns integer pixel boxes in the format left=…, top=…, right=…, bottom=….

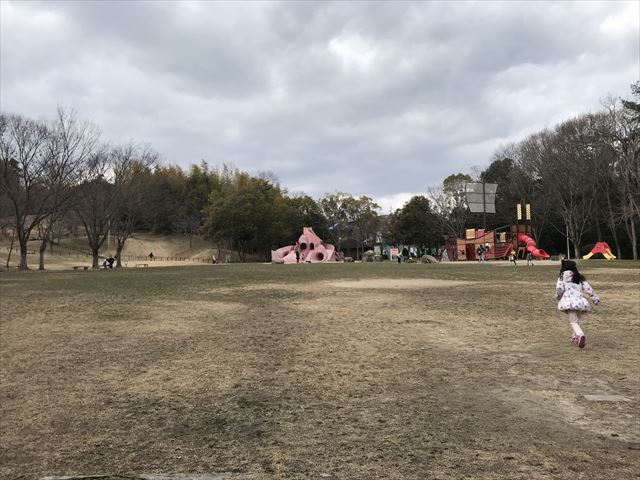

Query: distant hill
left=119, top=234, right=218, bottom=259
left=0, top=233, right=247, bottom=270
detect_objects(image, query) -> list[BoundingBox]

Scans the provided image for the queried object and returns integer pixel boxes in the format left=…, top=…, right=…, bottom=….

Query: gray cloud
left=1, top=0, right=637, bottom=211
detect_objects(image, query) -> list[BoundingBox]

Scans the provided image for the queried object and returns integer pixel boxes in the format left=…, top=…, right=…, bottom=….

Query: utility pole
left=516, top=203, right=522, bottom=248
left=482, top=182, right=487, bottom=232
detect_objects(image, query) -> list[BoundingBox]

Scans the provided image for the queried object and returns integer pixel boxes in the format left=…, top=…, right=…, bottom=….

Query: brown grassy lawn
left=1, top=261, right=638, bottom=479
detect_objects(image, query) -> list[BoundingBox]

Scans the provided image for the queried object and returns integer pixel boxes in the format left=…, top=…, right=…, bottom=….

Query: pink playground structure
left=271, top=227, right=344, bottom=263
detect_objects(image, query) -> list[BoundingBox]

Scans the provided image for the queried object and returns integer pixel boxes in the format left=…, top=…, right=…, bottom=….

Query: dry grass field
left=0, top=260, right=638, bottom=479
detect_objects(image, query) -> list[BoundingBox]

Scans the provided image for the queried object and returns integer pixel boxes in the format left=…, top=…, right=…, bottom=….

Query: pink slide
left=518, top=234, right=550, bottom=259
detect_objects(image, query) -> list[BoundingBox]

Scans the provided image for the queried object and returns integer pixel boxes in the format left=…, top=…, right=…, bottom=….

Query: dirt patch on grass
left=324, top=278, right=472, bottom=289
left=588, top=267, right=640, bottom=276
left=131, top=300, right=245, bottom=333
left=198, top=283, right=295, bottom=296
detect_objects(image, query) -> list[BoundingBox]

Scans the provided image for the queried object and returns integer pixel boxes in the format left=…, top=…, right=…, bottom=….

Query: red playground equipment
left=519, top=233, right=550, bottom=259
left=583, top=242, right=616, bottom=260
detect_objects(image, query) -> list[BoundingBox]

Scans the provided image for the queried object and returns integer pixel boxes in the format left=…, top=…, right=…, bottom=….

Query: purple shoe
left=578, top=335, right=586, bottom=349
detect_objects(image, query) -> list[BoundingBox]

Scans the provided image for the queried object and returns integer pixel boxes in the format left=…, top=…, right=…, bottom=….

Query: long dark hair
left=559, top=260, right=586, bottom=284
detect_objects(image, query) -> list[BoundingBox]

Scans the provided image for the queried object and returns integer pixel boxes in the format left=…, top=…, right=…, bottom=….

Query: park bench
left=136, top=263, right=149, bottom=268
left=73, top=266, right=89, bottom=271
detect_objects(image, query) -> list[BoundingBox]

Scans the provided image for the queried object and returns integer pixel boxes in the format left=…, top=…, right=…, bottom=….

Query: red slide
left=518, top=234, right=550, bottom=259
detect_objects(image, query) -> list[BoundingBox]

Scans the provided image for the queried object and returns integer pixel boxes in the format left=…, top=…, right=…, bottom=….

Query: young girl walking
left=555, top=260, right=600, bottom=348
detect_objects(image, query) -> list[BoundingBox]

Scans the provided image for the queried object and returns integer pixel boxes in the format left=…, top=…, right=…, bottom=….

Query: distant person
left=555, top=260, right=600, bottom=349
left=402, top=247, right=409, bottom=263
left=526, top=251, right=534, bottom=266
left=508, top=249, right=517, bottom=266
left=107, top=257, right=115, bottom=269
left=149, top=252, right=154, bottom=261
left=441, top=249, right=449, bottom=262
left=102, top=259, right=109, bottom=269
left=295, top=250, right=300, bottom=263
left=476, top=246, right=484, bottom=263
left=212, top=254, right=216, bottom=264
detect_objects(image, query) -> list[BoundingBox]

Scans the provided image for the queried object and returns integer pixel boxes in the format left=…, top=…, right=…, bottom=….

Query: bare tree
left=0, top=114, right=50, bottom=269
left=0, top=109, right=98, bottom=269
left=618, top=86, right=640, bottom=259
left=512, top=134, right=555, bottom=243
left=533, top=116, right=601, bottom=258
left=592, top=100, right=626, bottom=257
left=37, top=108, right=100, bottom=270
left=74, top=148, right=119, bottom=269
left=110, top=144, right=158, bottom=267
left=74, top=143, right=159, bottom=268
left=429, top=185, right=461, bottom=239
left=428, top=173, right=471, bottom=239
left=0, top=109, right=98, bottom=270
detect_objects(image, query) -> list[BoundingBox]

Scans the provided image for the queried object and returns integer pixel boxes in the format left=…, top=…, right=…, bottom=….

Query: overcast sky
left=1, top=1, right=638, bottom=211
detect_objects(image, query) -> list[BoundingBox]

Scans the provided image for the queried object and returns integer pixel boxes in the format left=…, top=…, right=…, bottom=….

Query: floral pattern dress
left=556, top=271, right=600, bottom=313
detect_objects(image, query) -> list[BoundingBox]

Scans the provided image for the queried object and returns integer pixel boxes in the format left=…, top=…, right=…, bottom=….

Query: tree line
left=393, top=82, right=639, bottom=260
left=1, top=83, right=638, bottom=269
left=474, top=83, right=639, bottom=259
left=0, top=110, right=381, bottom=269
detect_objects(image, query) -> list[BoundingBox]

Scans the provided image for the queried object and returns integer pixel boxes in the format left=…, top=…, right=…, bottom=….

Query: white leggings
left=568, top=311, right=584, bottom=336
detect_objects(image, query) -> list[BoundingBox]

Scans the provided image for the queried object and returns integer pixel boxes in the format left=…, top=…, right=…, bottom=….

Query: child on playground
left=526, top=251, right=534, bottom=266
left=508, top=248, right=517, bottom=265
left=555, top=260, right=600, bottom=348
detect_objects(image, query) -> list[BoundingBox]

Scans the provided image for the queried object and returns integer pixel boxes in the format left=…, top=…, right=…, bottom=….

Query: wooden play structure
left=443, top=203, right=550, bottom=261
left=445, top=225, right=550, bottom=261
left=452, top=228, right=510, bottom=261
